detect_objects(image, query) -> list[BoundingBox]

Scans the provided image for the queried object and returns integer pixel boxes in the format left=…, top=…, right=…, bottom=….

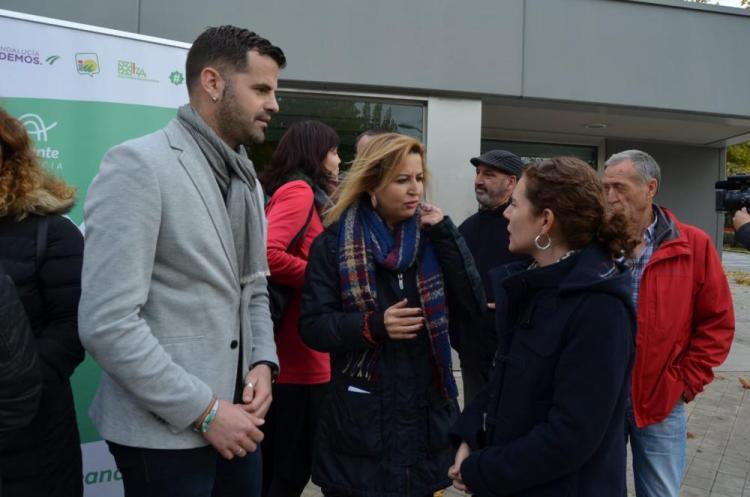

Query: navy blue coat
left=451, top=244, right=635, bottom=497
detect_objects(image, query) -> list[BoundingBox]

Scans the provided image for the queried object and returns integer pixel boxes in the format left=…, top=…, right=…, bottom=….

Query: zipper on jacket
left=482, top=412, right=487, bottom=432
left=397, top=272, right=404, bottom=291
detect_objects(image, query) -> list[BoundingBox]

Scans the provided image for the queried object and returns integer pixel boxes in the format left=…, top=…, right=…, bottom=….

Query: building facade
left=3, top=0, right=750, bottom=237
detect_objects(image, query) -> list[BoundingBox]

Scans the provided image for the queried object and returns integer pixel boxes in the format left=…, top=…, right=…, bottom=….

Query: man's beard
left=475, top=187, right=506, bottom=209
left=475, top=189, right=495, bottom=209
left=217, top=86, right=267, bottom=147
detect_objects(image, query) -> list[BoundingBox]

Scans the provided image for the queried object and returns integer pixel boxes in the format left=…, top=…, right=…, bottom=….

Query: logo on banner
left=84, top=467, right=123, bottom=486
left=18, top=113, right=63, bottom=170
left=0, top=46, right=42, bottom=65
left=19, top=113, right=58, bottom=142
left=76, top=53, right=100, bottom=76
left=46, top=55, right=61, bottom=65
left=169, top=70, right=185, bottom=86
left=118, top=60, right=159, bottom=82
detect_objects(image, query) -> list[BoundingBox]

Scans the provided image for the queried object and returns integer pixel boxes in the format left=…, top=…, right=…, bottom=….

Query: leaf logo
left=45, top=55, right=60, bottom=65
left=18, top=113, right=58, bottom=142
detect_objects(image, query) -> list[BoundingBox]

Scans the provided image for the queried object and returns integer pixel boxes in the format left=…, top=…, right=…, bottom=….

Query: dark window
left=481, top=140, right=598, bottom=168
left=249, top=93, right=425, bottom=172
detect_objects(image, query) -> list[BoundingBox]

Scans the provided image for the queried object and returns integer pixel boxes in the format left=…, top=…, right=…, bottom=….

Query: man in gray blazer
left=79, top=26, right=285, bottom=497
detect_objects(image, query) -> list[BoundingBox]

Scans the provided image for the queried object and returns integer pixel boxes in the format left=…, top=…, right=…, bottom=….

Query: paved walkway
left=304, top=255, right=750, bottom=497
left=723, top=250, right=750, bottom=273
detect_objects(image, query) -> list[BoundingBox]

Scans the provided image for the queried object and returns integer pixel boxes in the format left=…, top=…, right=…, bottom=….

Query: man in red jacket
left=603, top=150, right=734, bottom=497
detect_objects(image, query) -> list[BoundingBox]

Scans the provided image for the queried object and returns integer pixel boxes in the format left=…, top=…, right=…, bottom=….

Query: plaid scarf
left=337, top=201, right=457, bottom=399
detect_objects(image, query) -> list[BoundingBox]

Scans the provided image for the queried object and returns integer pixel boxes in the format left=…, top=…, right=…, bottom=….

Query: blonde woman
left=0, top=107, right=84, bottom=496
left=299, top=133, right=484, bottom=497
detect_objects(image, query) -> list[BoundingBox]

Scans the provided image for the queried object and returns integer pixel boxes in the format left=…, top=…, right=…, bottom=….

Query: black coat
left=454, top=205, right=531, bottom=378
left=735, top=222, right=750, bottom=251
left=451, top=244, right=635, bottom=497
left=0, top=214, right=84, bottom=497
left=300, top=217, right=484, bottom=497
left=0, top=263, right=41, bottom=442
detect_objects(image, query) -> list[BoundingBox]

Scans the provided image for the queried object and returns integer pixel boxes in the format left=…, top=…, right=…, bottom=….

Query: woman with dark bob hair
left=0, top=107, right=84, bottom=496
left=299, top=133, right=484, bottom=496
left=259, top=120, right=340, bottom=497
left=449, top=157, right=637, bottom=497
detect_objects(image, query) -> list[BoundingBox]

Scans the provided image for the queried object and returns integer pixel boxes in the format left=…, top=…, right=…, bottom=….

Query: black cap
left=470, top=150, right=524, bottom=178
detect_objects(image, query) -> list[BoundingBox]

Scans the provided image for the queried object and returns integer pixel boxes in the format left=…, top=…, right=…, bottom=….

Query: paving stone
left=690, top=457, right=722, bottom=474
left=711, top=472, right=745, bottom=495
left=719, top=453, right=750, bottom=467
left=717, top=460, right=749, bottom=478
left=695, top=447, right=725, bottom=461
left=683, top=473, right=716, bottom=491
left=681, top=485, right=708, bottom=497
left=701, top=440, right=728, bottom=454
left=721, top=448, right=750, bottom=462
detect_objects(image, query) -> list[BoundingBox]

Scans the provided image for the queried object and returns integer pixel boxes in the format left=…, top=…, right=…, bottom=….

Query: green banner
left=1, top=97, right=177, bottom=443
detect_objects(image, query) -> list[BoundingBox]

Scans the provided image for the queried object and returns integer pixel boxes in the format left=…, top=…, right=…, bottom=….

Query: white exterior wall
left=425, top=97, right=482, bottom=225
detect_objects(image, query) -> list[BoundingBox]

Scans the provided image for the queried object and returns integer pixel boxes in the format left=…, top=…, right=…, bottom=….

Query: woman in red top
left=259, top=120, right=340, bottom=497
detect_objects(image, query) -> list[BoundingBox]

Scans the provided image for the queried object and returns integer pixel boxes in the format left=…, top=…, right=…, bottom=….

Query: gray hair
left=604, top=150, right=661, bottom=189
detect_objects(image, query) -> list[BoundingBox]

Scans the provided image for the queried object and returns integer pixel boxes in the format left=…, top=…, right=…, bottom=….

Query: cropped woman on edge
left=0, top=107, right=85, bottom=497
left=449, top=157, right=636, bottom=497
left=299, top=133, right=484, bottom=497
left=259, top=120, right=340, bottom=497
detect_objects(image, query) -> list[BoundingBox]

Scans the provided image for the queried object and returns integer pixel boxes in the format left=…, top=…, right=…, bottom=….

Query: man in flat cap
left=454, top=150, right=530, bottom=403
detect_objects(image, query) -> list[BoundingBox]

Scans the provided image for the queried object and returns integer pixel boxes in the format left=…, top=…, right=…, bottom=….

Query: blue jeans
left=625, top=399, right=687, bottom=497
left=107, top=441, right=262, bottom=497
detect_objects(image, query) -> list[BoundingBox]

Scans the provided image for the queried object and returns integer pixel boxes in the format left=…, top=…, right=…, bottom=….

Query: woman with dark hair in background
left=300, top=133, right=484, bottom=497
left=449, top=157, right=637, bottom=497
left=259, top=120, right=340, bottom=497
left=0, top=107, right=84, bottom=497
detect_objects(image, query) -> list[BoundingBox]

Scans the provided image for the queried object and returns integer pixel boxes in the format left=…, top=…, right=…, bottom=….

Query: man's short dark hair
left=186, top=25, right=286, bottom=94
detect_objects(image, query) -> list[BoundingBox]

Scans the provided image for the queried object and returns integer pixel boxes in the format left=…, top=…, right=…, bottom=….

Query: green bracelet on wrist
left=200, top=399, right=220, bottom=434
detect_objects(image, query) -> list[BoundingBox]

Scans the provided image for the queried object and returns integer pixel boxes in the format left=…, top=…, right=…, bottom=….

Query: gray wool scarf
left=176, top=104, right=269, bottom=286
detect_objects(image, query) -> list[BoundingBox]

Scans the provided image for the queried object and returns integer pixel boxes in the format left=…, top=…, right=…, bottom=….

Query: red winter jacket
left=265, top=180, right=330, bottom=385
left=632, top=207, right=734, bottom=427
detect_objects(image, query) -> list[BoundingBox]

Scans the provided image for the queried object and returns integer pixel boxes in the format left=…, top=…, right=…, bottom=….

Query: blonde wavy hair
left=0, top=107, right=75, bottom=219
left=325, top=133, right=429, bottom=225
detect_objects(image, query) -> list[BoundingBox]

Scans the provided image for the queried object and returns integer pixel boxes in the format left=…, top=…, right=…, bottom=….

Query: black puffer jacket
left=300, top=217, right=484, bottom=497
left=0, top=214, right=84, bottom=497
left=0, top=263, right=41, bottom=443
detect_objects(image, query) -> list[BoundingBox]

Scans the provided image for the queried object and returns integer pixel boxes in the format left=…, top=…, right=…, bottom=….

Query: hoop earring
left=534, top=233, right=552, bottom=251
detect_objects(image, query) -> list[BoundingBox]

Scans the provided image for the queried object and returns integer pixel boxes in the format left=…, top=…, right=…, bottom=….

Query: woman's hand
left=419, top=202, right=444, bottom=228
left=448, top=441, right=472, bottom=493
left=383, top=299, right=424, bottom=339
